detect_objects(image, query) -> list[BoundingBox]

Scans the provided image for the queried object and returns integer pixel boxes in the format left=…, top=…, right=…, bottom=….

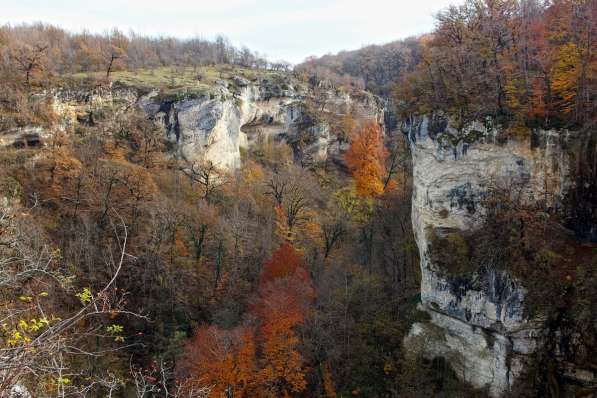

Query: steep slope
left=0, top=69, right=394, bottom=396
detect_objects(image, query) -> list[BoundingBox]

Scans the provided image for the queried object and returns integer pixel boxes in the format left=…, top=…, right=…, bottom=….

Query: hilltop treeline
left=0, top=23, right=289, bottom=84
left=295, top=39, right=422, bottom=96
left=299, top=0, right=597, bottom=130
left=0, top=2, right=595, bottom=397
left=395, top=0, right=597, bottom=130
left=0, top=17, right=457, bottom=398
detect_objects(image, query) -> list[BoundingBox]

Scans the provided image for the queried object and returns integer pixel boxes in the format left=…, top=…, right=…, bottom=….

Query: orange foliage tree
left=260, top=242, right=305, bottom=284
left=179, top=242, right=315, bottom=397
left=345, top=121, right=387, bottom=198
left=253, top=279, right=313, bottom=396
left=180, top=325, right=257, bottom=397
left=252, top=243, right=314, bottom=396
left=394, top=0, right=597, bottom=128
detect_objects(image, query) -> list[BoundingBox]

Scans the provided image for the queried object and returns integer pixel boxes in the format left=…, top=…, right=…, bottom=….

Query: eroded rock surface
left=48, top=76, right=385, bottom=171
left=403, top=115, right=573, bottom=396
left=141, top=77, right=385, bottom=170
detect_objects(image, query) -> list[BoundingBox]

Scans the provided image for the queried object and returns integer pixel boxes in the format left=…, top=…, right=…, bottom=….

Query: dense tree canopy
left=394, top=0, right=597, bottom=130
left=296, top=39, right=422, bottom=96
left=2, top=1, right=593, bottom=396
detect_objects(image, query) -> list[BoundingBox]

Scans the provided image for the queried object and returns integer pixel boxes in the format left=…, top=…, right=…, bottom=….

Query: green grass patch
left=70, top=65, right=284, bottom=94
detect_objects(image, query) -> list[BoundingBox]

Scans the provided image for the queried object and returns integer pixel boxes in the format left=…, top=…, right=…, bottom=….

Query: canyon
left=2, top=72, right=595, bottom=397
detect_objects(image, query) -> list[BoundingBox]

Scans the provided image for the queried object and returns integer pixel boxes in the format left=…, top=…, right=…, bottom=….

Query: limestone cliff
left=36, top=75, right=384, bottom=171
left=402, top=114, right=593, bottom=396
left=139, top=76, right=384, bottom=170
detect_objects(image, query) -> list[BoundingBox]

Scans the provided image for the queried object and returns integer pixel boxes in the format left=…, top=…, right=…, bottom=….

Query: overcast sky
left=0, top=0, right=460, bottom=64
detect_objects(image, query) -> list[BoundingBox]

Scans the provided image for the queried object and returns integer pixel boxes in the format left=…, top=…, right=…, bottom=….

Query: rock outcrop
left=402, top=114, right=580, bottom=396
left=49, top=76, right=385, bottom=171
left=139, top=77, right=385, bottom=170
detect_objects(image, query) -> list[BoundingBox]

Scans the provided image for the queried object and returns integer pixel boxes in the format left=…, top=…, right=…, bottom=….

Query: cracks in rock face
left=400, top=114, right=424, bottom=144
left=425, top=224, right=526, bottom=331
left=428, top=113, right=449, bottom=139
left=406, top=116, right=597, bottom=396
left=155, top=100, right=180, bottom=144
left=173, top=109, right=181, bottom=144
left=505, top=335, right=514, bottom=390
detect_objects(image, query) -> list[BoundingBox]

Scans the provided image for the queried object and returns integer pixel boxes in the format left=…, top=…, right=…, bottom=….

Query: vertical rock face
left=50, top=77, right=386, bottom=171
left=142, top=79, right=385, bottom=170
left=403, top=115, right=573, bottom=396
left=161, top=96, right=245, bottom=170
left=1, top=86, right=139, bottom=149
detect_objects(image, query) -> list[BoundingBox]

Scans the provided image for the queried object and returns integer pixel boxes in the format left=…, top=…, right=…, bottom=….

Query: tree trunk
left=106, top=55, right=115, bottom=78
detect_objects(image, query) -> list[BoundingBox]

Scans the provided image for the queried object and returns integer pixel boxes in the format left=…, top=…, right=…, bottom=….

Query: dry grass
left=71, top=65, right=281, bottom=93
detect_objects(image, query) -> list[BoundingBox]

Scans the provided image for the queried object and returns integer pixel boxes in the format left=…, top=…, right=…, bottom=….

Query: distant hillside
left=294, top=37, right=423, bottom=97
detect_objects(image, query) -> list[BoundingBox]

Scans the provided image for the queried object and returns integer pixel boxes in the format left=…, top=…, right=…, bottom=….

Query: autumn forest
left=0, top=0, right=596, bottom=397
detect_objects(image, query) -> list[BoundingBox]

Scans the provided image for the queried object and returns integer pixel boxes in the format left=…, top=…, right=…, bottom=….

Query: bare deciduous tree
left=131, top=360, right=212, bottom=398
left=181, top=160, right=228, bottom=204
left=0, top=204, right=145, bottom=397
left=10, top=43, right=48, bottom=84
